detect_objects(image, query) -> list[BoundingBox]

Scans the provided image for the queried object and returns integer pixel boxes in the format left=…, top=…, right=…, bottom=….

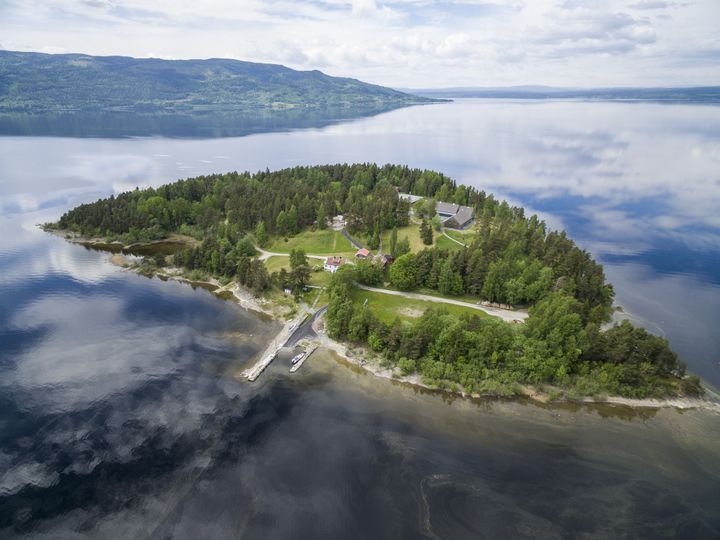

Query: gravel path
left=357, top=285, right=527, bottom=322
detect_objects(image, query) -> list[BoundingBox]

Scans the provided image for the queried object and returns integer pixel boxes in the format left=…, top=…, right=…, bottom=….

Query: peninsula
left=48, top=164, right=704, bottom=401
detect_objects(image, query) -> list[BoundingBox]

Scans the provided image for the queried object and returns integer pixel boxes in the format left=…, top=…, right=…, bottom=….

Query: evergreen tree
left=420, top=219, right=433, bottom=245
left=287, top=205, right=299, bottom=234
left=389, top=227, right=398, bottom=257
left=288, top=248, right=310, bottom=294
left=276, top=210, right=289, bottom=236
left=395, top=237, right=411, bottom=258
left=254, top=220, right=268, bottom=247
left=438, top=258, right=463, bottom=296
left=317, top=203, right=328, bottom=230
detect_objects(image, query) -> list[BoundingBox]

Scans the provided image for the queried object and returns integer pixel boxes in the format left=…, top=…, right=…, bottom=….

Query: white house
left=324, top=256, right=344, bottom=273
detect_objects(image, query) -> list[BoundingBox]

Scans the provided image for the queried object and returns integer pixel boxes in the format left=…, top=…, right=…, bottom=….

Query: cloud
left=630, top=1, right=680, bottom=10
left=532, top=11, right=657, bottom=57
left=0, top=0, right=718, bottom=87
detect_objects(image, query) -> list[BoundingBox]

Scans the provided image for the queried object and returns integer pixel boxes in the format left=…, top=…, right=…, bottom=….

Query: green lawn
left=350, top=289, right=487, bottom=324
left=435, top=234, right=465, bottom=251
left=264, top=255, right=331, bottom=287
left=380, top=224, right=433, bottom=254
left=263, top=255, right=290, bottom=274
left=444, top=228, right=476, bottom=244
left=309, top=270, right=333, bottom=287
left=268, top=229, right=355, bottom=256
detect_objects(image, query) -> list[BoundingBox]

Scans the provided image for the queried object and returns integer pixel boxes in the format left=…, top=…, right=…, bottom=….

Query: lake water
left=1, top=100, right=719, bottom=537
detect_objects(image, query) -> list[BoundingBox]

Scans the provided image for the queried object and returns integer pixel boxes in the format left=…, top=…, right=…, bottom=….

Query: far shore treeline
left=53, top=163, right=703, bottom=399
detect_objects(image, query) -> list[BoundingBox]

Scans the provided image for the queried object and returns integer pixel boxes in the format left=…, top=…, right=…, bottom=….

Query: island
left=47, top=163, right=705, bottom=402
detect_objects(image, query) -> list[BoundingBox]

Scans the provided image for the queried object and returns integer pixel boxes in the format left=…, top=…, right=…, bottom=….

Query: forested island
left=50, top=164, right=703, bottom=400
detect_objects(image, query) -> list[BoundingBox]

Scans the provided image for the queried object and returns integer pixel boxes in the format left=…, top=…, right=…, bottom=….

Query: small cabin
left=374, top=253, right=394, bottom=269
left=324, top=256, right=344, bottom=273
left=355, top=248, right=370, bottom=259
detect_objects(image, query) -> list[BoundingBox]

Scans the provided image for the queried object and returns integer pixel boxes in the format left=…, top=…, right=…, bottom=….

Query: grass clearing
left=264, top=255, right=331, bottom=287
left=269, top=229, right=355, bottom=256
left=381, top=224, right=433, bottom=254
left=435, top=234, right=465, bottom=251
left=350, top=289, right=488, bottom=324
left=263, top=255, right=291, bottom=274
left=309, top=270, right=333, bottom=287
left=444, top=228, right=475, bottom=243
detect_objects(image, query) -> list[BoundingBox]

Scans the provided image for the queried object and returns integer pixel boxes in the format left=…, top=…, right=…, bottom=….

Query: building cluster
left=324, top=249, right=394, bottom=273
left=323, top=191, right=474, bottom=273
left=398, top=193, right=474, bottom=229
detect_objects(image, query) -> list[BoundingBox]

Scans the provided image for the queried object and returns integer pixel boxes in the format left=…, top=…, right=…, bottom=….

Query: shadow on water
left=0, top=106, right=410, bottom=139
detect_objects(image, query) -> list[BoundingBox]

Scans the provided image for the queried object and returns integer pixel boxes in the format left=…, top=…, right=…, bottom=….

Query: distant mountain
left=0, top=50, right=434, bottom=116
left=405, top=85, right=720, bottom=103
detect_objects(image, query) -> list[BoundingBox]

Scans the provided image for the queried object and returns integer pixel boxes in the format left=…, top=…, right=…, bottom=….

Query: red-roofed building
left=324, top=256, right=345, bottom=273
left=355, top=248, right=370, bottom=259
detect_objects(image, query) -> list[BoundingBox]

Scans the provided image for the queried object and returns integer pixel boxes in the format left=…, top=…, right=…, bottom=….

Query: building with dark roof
left=435, top=201, right=475, bottom=229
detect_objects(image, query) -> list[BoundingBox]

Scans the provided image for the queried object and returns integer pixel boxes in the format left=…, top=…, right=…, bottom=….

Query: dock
left=241, top=313, right=308, bottom=382
left=289, top=344, right=318, bottom=373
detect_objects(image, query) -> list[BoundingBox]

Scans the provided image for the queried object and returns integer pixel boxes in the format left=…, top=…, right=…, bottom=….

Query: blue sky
left=1, top=0, right=718, bottom=87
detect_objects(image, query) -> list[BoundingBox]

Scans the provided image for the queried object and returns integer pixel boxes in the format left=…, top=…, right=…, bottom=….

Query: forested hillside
left=0, top=50, right=432, bottom=115
left=53, top=163, right=702, bottom=398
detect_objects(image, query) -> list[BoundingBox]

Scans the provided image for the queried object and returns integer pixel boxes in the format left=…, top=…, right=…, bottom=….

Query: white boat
left=291, top=352, right=306, bottom=365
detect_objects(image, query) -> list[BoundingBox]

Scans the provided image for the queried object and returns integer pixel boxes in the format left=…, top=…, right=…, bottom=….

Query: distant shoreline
left=404, top=86, right=720, bottom=105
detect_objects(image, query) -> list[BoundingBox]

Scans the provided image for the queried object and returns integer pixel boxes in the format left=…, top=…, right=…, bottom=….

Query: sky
left=1, top=0, right=718, bottom=88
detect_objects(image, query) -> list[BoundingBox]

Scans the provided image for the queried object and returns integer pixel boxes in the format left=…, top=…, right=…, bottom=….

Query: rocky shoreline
left=54, top=228, right=719, bottom=413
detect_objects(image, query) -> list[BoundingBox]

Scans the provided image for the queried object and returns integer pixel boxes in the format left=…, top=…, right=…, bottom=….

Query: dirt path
left=441, top=228, right=467, bottom=247
left=255, top=247, right=327, bottom=262
left=357, top=285, right=527, bottom=322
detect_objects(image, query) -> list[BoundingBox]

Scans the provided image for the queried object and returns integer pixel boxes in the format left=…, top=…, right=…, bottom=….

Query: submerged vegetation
left=52, top=163, right=703, bottom=399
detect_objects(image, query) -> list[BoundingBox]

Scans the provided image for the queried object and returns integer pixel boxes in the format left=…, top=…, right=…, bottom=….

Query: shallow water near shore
left=1, top=99, right=720, bottom=537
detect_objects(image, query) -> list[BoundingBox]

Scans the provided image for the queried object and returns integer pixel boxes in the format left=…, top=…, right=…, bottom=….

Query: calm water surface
left=1, top=100, right=719, bottom=537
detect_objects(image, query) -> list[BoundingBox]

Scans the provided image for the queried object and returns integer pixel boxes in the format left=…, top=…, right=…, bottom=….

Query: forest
left=326, top=265, right=700, bottom=398
left=55, top=163, right=611, bottom=320
left=0, top=51, right=431, bottom=115
left=53, top=163, right=702, bottom=398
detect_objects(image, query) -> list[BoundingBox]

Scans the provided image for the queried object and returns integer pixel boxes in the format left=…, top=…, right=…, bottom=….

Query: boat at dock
left=291, top=352, right=306, bottom=365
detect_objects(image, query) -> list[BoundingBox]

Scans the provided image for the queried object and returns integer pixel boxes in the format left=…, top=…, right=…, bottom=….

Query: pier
left=290, top=344, right=318, bottom=373
left=241, top=313, right=308, bottom=382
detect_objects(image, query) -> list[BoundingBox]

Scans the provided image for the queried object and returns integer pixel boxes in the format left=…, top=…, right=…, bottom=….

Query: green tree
left=524, top=292, right=584, bottom=377
left=317, top=202, right=328, bottom=230
left=395, top=237, right=411, bottom=258
left=389, top=227, right=398, bottom=257
left=289, top=248, right=310, bottom=293
left=236, top=235, right=256, bottom=257
left=254, top=220, right=268, bottom=247
left=287, top=205, right=299, bottom=234
left=276, top=210, right=289, bottom=236
left=389, top=253, right=418, bottom=291
left=438, top=258, right=463, bottom=296
left=289, top=248, right=308, bottom=270
left=431, top=215, right=442, bottom=231
left=420, top=219, right=433, bottom=245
